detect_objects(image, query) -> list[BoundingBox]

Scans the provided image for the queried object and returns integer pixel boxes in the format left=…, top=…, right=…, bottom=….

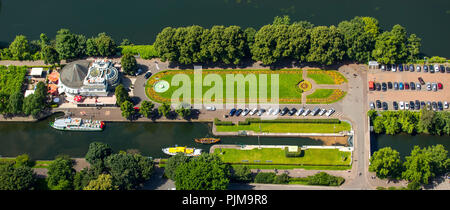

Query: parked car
left=380, top=65, right=386, bottom=71
left=387, top=82, right=393, bottom=89
left=235, top=109, right=243, bottom=116
left=405, top=64, right=409, bottom=71
left=376, top=83, right=381, bottom=91
left=311, top=107, right=320, bottom=116
left=318, top=108, right=327, bottom=116
left=296, top=107, right=305, bottom=116
left=409, top=101, right=415, bottom=110
left=249, top=108, right=258, bottom=115
left=438, top=83, right=443, bottom=89
left=437, top=101, right=443, bottom=111
left=229, top=108, right=237, bottom=116
left=432, top=83, right=437, bottom=91
left=415, top=100, right=420, bottom=110
left=288, top=108, right=297, bottom=116
left=394, top=82, right=399, bottom=90
left=382, top=102, right=388, bottom=110
left=267, top=107, right=273, bottom=115
left=434, top=64, right=439, bottom=73
left=416, top=83, right=421, bottom=90
left=280, top=107, right=289, bottom=116
left=439, top=65, right=445, bottom=73
left=382, top=82, right=387, bottom=91
left=429, top=65, right=434, bottom=73
left=418, top=77, right=425, bottom=85
left=432, top=102, right=437, bottom=111
left=273, top=108, right=280, bottom=115
left=410, top=82, right=415, bottom=90
left=242, top=108, right=250, bottom=116
left=398, top=64, right=403, bottom=71
left=405, top=102, right=410, bottom=110
left=393, top=101, right=398, bottom=110
left=405, top=82, right=409, bottom=89
left=399, top=82, right=404, bottom=90
left=444, top=101, right=449, bottom=109
left=325, top=108, right=335, bottom=117
left=409, top=64, right=415, bottom=72
left=420, top=101, right=426, bottom=109
left=387, top=64, right=392, bottom=71
left=427, top=101, right=432, bottom=110
left=257, top=109, right=265, bottom=116
left=392, top=64, right=397, bottom=72
left=426, top=82, right=432, bottom=91
left=144, top=71, right=152, bottom=79
left=423, top=65, right=428, bottom=72
left=447, top=66, right=450, bottom=73
left=302, top=109, right=311, bottom=116
left=416, top=65, right=421, bottom=72
left=206, top=106, right=216, bottom=111
left=399, top=101, right=405, bottom=110
left=376, top=100, right=382, bottom=109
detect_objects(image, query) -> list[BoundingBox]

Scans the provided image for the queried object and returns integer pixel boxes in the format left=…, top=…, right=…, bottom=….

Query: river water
left=0, top=116, right=327, bottom=160
left=0, top=0, right=449, bottom=57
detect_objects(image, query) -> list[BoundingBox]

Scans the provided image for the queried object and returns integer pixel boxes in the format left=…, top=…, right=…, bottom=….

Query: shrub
left=214, top=118, right=234, bottom=126
left=273, top=173, right=289, bottom=184
left=232, top=165, right=253, bottom=183
left=254, top=172, right=276, bottom=184
left=307, top=172, right=345, bottom=186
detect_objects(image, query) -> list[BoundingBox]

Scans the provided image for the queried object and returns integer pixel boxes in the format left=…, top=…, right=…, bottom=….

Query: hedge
left=118, top=45, right=159, bottom=59
left=214, top=118, right=234, bottom=126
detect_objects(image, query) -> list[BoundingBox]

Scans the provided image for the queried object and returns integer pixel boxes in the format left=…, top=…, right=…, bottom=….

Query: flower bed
left=307, top=70, right=347, bottom=85
left=306, top=89, right=347, bottom=104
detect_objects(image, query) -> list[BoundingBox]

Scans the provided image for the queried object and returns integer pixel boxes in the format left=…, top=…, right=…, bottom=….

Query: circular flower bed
left=298, top=80, right=312, bottom=92
left=154, top=80, right=170, bottom=93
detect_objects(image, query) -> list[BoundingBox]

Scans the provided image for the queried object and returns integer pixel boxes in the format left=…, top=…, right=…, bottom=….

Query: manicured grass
left=118, top=45, right=159, bottom=59
left=146, top=69, right=304, bottom=104
left=307, top=70, right=348, bottom=84
left=306, top=89, right=334, bottom=99
left=214, top=148, right=351, bottom=166
left=215, top=121, right=351, bottom=133
left=232, top=164, right=351, bottom=170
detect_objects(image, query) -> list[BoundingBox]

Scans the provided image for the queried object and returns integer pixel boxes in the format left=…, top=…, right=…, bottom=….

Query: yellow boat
left=162, top=146, right=202, bottom=156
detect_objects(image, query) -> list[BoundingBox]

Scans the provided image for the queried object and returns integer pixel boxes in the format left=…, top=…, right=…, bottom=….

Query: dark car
left=281, top=107, right=289, bottom=116
left=398, top=64, right=403, bottom=71
left=429, top=65, right=434, bottom=73
left=393, top=101, right=398, bottom=110
left=423, top=65, right=428, bottom=72
left=387, top=82, right=393, bottom=89
left=387, top=65, right=392, bottom=71
left=447, top=66, right=450, bottom=73
left=382, top=82, right=387, bottom=91
left=144, top=71, right=152, bottom=79
left=438, top=101, right=443, bottom=111
left=418, top=77, right=425, bottom=85
left=440, top=65, right=445, bottom=73
left=421, top=101, right=426, bottom=108
left=409, top=64, right=415, bottom=72
left=432, top=102, right=437, bottom=111
left=404, top=64, right=409, bottom=71
left=289, top=108, right=297, bottom=116
left=415, top=100, right=420, bottom=110
left=235, top=109, right=243, bottom=116
left=410, top=82, right=415, bottom=90
left=376, top=83, right=381, bottom=91
left=394, top=82, right=399, bottom=90
left=229, top=108, right=237, bottom=116
left=405, top=82, right=409, bottom=89
left=409, top=101, right=415, bottom=110
left=382, top=102, right=388, bottom=110
left=376, top=100, right=382, bottom=109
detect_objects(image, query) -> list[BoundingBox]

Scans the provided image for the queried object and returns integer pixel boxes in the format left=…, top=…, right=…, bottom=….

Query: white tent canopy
left=30, top=68, right=44, bottom=77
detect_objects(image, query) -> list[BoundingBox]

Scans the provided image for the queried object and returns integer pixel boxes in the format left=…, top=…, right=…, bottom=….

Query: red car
left=438, top=83, right=443, bottom=89
left=405, top=82, right=409, bottom=89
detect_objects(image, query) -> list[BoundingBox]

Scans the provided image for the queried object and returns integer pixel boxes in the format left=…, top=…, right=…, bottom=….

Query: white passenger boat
left=50, top=117, right=104, bottom=131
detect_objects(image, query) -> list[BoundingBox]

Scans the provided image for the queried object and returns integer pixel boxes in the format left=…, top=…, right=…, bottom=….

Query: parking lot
left=368, top=64, right=450, bottom=111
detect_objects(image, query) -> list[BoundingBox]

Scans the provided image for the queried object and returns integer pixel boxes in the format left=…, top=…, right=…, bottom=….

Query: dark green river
left=0, top=0, right=449, bottom=57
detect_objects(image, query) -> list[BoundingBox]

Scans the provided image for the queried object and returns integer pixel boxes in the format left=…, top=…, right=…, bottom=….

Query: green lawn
left=146, top=69, right=304, bottom=104
left=306, top=89, right=334, bottom=99
left=216, top=121, right=351, bottom=133
left=214, top=148, right=351, bottom=166
left=307, top=73, right=335, bottom=84
left=307, top=70, right=348, bottom=84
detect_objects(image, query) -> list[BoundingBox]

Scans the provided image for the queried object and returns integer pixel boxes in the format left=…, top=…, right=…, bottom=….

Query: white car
left=267, top=107, right=273, bottom=115
left=302, top=109, right=311, bottom=116
left=206, top=106, right=216, bottom=111
left=399, top=101, right=405, bottom=110
left=392, top=64, right=397, bottom=72
left=249, top=108, right=257, bottom=115
left=272, top=108, right=280, bottom=115
left=242, top=108, right=250, bottom=116
left=405, top=103, right=410, bottom=110
left=370, top=102, right=375, bottom=110
left=318, top=109, right=327, bottom=116
left=325, top=108, right=335, bottom=117
left=434, top=64, right=439, bottom=73
left=257, top=109, right=265, bottom=116
left=444, top=101, right=449, bottom=109
left=296, top=107, right=305, bottom=116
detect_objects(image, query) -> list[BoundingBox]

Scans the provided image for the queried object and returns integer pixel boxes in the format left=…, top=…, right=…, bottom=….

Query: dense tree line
left=368, top=110, right=450, bottom=135
left=370, top=145, right=449, bottom=188
left=154, top=16, right=424, bottom=65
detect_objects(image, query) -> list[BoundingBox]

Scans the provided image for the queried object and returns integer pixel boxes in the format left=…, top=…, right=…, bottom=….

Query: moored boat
left=194, top=137, right=220, bottom=144
left=162, top=146, right=202, bottom=156
left=50, top=117, right=104, bottom=131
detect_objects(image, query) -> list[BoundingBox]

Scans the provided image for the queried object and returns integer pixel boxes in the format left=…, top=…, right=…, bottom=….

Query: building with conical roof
left=58, top=59, right=120, bottom=97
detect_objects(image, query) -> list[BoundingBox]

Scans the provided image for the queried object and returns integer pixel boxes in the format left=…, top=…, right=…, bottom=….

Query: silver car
left=302, top=109, right=311, bottom=116
left=296, top=107, right=305, bottom=116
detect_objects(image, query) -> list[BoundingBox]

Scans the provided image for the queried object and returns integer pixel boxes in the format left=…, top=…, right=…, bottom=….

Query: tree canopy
left=46, top=155, right=75, bottom=190
left=369, top=147, right=403, bottom=179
